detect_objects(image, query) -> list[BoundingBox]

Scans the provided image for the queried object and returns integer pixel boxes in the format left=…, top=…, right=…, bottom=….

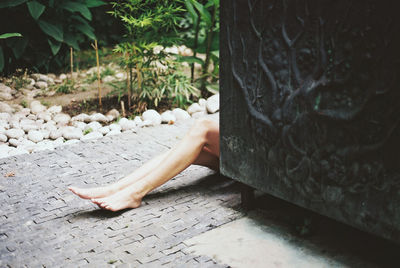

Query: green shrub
left=110, top=0, right=185, bottom=100
left=75, top=46, right=117, bottom=70
left=109, top=64, right=199, bottom=108
left=157, top=69, right=199, bottom=108
left=0, top=33, right=23, bottom=72
left=20, top=99, right=28, bottom=108
left=102, top=66, right=115, bottom=77
left=54, top=79, right=75, bottom=94
left=5, top=70, right=30, bottom=90
left=83, top=127, right=92, bottom=135
left=178, top=0, right=220, bottom=96
left=84, top=65, right=116, bottom=84
left=40, top=100, right=50, bottom=107
left=85, top=73, right=98, bottom=84
left=0, top=0, right=108, bottom=74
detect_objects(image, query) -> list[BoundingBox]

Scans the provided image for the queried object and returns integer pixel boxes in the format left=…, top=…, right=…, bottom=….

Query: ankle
left=128, top=183, right=148, bottom=201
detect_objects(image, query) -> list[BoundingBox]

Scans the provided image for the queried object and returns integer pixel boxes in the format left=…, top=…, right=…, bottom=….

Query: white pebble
left=133, top=116, right=142, bottom=125
left=109, top=123, right=122, bottom=132
left=187, top=103, right=205, bottom=115
left=85, top=121, right=102, bottom=132
left=5, top=128, right=24, bottom=139
left=198, top=98, right=207, bottom=107
left=47, top=105, right=62, bottom=114
left=161, top=111, right=176, bottom=124
left=62, top=126, right=83, bottom=140
left=64, top=139, right=80, bottom=145
left=28, top=130, right=44, bottom=143
left=90, top=113, right=108, bottom=123
left=71, top=113, right=90, bottom=122
left=98, top=126, right=110, bottom=135
left=81, top=131, right=103, bottom=141
left=49, top=129, right=63, bottom=140
left=206, top=94, right=219, bottom=113
left=142, top=109, right=161, bottom=125
left=106, top=130, right=121, bottom=136
left=8, top=138, right=19, bottom=147
left=172, top=108, right=191, bottom=121
left=0, top=133, right=7, bottom=142
left=53, top=113, right=71, bottom=125
left=72, top=121, right=87, bottom=130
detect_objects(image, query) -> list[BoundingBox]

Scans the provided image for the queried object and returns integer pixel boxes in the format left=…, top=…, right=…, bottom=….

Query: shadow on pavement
left=247, top=192, right=400, bottom=268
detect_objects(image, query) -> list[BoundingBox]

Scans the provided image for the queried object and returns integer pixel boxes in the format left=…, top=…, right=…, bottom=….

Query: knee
left=188, top=118, right=215, bottom=143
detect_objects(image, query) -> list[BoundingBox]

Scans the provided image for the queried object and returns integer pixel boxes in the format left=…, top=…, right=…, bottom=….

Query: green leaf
left=0, top=47, right=4, bottom=72
left=63, top=2, right=92, bottom=20
left=0, top=0, right=27, bottom=8
left=0, top=33, right=22, bottom=39
left=205, top=0, right=219, bottom=8
left=75, top=23, right=96, bottom=40
left=192, top=1, right=212, bottom=26
left=211, top=50, right=219, bottom=58
left=184, top=0, right=198, bottom=22
left=38, top=20, right=63, bottom=42
left=47, top=38, right=61, bottom=55
left=64, top=33, right=79, bottom=50
left=6, top=37, right=28, bottom=59
left=175, top=55, right=204, bottom=65
left=206, top=84, right=219, bottom=94
left=27, top=1, right=46, bottom=20
left=314, top=94, right=321, bottom=110
left=196, top=34, right=219, bottom=53
left=86, top=0, right=106, bottom=8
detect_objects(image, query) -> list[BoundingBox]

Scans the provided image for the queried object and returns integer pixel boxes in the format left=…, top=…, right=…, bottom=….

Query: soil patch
left=35, top=83, right=115, bottom=107
left=62, top=94, right=175, bottom=118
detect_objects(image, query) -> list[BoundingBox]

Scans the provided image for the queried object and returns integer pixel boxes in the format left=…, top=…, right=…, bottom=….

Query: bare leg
left=93, top=119, right=219, bottom=211
left=69, top=150, right=170, bottom=199
left=193, top=147, right=219, bottom=171
left=69, top=119, right=219, bottom=200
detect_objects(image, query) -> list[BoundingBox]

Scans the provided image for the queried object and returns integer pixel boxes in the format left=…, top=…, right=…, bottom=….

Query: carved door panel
left=220, top=0, right=400, bottom=243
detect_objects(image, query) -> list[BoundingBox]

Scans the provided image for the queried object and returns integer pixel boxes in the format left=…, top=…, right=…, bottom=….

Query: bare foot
left=91, top=185, right=143, bottom=211
left=68, top=186, right=119, bottom=200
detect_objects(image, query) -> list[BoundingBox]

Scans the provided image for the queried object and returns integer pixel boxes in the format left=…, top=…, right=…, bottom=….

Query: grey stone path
left=2, top=113, right=400, bottom=268
left=0, top=115, right=243, bottom=267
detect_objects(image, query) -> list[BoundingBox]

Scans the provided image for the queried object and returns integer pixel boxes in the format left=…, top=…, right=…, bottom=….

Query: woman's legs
left=68, top=150, right=170, bottom=199
left=69, top=146, right=218, bottom=199
left=69, top=118, right=219, bottom=209
left=91, top=118, right=219, bottom=211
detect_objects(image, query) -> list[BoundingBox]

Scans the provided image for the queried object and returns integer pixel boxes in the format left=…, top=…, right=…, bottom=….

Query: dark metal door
left=220, top=0, right=400, bottom=243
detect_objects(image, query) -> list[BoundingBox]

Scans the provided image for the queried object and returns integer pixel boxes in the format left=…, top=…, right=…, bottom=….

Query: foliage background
left=0, top=0, right=220, bottom=109
left=0, top=0, right=124, bottom=74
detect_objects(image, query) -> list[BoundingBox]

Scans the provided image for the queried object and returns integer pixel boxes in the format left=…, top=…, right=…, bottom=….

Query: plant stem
left=191, top=16, right=201, bottom=83
left=126, top=53, right=131, bottom=109
left=92, top=40, right=102, bottom=108
left=70, top=47, right=74, bottom=81
left=129, top=67, right=133, bottom=104
left=200, top=3, right=217, bottom=97
left=121, top=100, right=126, bottom=117
left=136, top=63, right=142, bottom=92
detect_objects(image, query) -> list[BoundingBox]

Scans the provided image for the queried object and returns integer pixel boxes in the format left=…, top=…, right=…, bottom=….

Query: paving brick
left=161, top=242, right=186, bottom=256
left=0, top=114, right=244, bottom=266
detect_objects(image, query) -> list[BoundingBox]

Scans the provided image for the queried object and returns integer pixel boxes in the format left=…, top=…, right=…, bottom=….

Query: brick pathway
left=0, top=115, right=244, bottom=267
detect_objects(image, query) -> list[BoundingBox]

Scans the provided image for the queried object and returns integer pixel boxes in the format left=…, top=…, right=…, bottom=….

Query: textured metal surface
left=220, top=0, right=400, bottom=243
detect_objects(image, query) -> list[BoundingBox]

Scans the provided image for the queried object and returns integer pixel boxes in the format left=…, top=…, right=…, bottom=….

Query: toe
left=108, top=205, right=118, bottom=212
left=68, top=187, right=76, bottom=193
